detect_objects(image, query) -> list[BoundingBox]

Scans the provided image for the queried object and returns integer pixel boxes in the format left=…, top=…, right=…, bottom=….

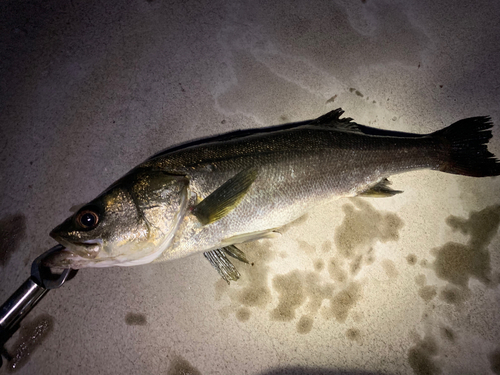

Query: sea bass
left=47, top=109, right=500, bottom=282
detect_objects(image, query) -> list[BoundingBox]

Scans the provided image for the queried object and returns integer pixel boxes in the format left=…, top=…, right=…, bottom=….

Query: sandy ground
left=1, top=0, right=500, bottom=374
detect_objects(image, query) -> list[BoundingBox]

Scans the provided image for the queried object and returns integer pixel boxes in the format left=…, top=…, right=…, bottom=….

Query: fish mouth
left=47, top=233, right=102, bottom=269
left=71, top=240, right=101, bottom=253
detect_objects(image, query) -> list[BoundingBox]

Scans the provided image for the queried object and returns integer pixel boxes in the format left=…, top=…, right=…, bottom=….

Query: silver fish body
left=48, top=109, right=500, bottom=272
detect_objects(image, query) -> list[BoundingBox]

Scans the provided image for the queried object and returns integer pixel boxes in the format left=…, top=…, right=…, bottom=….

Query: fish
left=46, top=108, right=500, bottom=282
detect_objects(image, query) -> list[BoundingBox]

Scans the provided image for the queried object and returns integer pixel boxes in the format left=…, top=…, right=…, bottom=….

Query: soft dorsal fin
left=310, top=109, right=430, bottom=138
left=358, top=178, right=403, bottom=197
left=308, top=108, right=364, bottom=133
left=193, top=168, right=258, bottom=225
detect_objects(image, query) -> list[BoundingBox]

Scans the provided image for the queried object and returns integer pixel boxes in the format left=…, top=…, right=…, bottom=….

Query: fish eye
left=76, top=209, right=100, bottom=230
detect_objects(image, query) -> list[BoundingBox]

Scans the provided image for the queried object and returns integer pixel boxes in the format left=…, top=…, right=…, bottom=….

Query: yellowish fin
left=193, top=168, right=258, bottom=225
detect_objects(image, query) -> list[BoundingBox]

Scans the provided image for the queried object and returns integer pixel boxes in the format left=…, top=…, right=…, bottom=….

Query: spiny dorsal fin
left=193, top=168, right=258, bottom=225
left=358, top=178, right=403, bottom=197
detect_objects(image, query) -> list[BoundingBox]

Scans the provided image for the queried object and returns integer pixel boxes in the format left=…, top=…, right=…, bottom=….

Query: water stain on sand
left=215, top=199, right=404, bottom=335
left=407, top=335, right=441, bottom=375
left=0, top=214, right=27, bottom=267
left=270, top=271, right=305, bottom=321
left=488, top=348, right=500, bottom=375
left=439, top=285, right=468, bottom=305
left=406, top=254, right=417, bottom=265
left=440, top=326, right=455, bottom=343
left=418, top=285, right=437, bottom=302
left=296, top=315, right=314, bottom=334
left=125, top=312, right=147, bottom=326
left=430, top=204, right=500, bottom=301
left=335, top=198, right=403, bottom=260
left=236, top=308, right=251, bottom=322
left=349, top=88, right=364, bottom=97
left=345, top=328, right=362, bottom=344
left=167, top=355, right=201, bottom=375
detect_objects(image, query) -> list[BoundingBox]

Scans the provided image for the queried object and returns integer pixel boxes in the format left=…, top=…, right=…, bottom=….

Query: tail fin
left=433, top=116, right=500, bottom=177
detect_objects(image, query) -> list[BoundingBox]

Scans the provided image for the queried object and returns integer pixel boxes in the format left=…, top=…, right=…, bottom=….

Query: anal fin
left=203, top=245, right=248, bottom=284
left=223, top=244, right=249, bottom=264
left=358, top=178, right=403, bottom=197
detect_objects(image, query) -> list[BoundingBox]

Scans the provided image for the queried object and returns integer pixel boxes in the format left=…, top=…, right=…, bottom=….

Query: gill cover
left=49, top=169, right=189, bottom=268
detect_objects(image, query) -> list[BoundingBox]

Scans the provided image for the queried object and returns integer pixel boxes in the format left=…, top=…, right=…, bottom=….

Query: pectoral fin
left=204, top=245, right=248, bottom=284
left=358, top=178, right=403, bottom=197
left=193, top=168, right=258, bottom=225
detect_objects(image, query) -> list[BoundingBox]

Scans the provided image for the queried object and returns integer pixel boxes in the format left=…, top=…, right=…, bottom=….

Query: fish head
left=48, top=170, right=189, bottom=269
